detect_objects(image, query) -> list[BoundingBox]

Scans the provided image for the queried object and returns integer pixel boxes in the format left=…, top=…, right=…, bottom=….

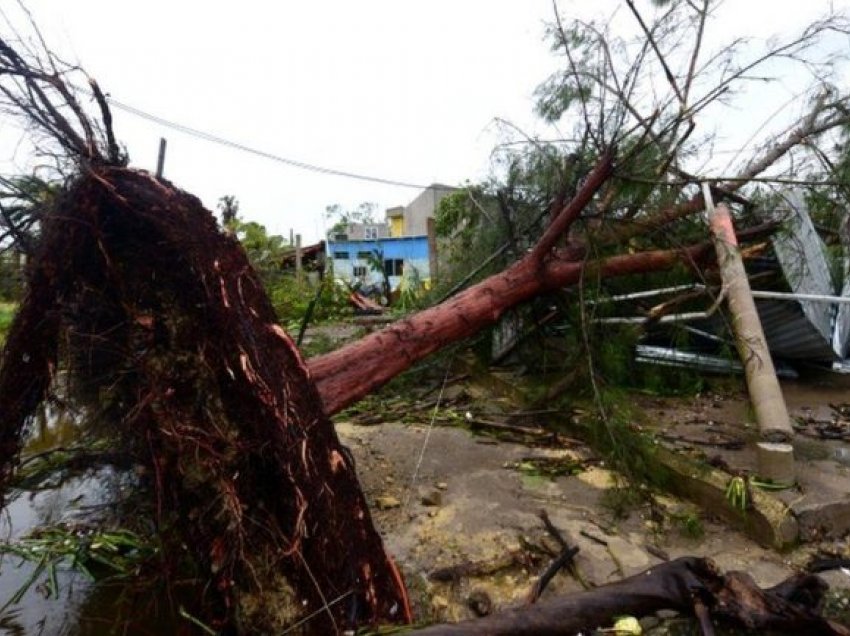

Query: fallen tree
left=310, top=212, right=778, bottom=415
left=0, top=2, right=849, bottom=634
left=0, top=111, right=811, bottom=635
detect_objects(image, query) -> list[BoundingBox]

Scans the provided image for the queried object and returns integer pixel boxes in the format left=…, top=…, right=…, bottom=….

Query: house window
left=334, top=233, right=348, bottom=241
left=384, top=259, right=404, bottom=277
left=334, top=251, right=350, bottom=260
left=356, top=251, right=372, bottom=260
left=364, top=226, right=379, bottom=240
left=353, top=265, right=367, bottom=278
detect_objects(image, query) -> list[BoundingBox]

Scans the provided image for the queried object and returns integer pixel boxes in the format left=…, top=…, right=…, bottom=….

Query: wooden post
left=155, top=137, right=167, bottom=179
left=295, top=234, right=303, bottom=284
left=704, top=185, right=794, bottom=448
left=426, top=216, right=438, bottom=286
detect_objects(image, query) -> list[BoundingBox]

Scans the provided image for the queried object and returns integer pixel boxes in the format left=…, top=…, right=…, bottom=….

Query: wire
left=101, top=94, right=438, bottom=190
left=403, top=358, right=454, bottom=511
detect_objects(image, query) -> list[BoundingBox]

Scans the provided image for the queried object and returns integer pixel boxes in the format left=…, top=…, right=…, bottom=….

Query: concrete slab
left=334, top=419, right=800, bottom=622
left=641, top=378, right=850, bottom=543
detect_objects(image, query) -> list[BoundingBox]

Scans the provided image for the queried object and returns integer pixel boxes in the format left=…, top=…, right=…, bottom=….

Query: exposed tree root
left=0, top=168, right=410, bottom=633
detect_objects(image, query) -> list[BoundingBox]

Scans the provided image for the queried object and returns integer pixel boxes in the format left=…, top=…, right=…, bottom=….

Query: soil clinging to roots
left=0, top=167, right=411, bottom=633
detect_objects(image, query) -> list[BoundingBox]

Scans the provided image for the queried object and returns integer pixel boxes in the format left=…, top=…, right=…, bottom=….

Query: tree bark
left=310, top=244, right=709, bottom=415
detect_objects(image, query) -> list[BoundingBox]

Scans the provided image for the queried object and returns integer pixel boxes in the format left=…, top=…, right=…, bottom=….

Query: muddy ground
left=1, top=320, right=849, bottom=632
left=335, top=372, right=850, bottom=632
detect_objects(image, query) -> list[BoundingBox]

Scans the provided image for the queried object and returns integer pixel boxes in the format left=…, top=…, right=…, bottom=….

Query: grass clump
left=0, top=524, right=158, bottom=610
left=0, top=301, right=15, bottom=344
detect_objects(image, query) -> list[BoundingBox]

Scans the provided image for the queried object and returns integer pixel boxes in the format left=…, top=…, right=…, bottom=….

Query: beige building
left=385, top=184, right=457, bottom=237
left=329, top=221, right=389, bottom=241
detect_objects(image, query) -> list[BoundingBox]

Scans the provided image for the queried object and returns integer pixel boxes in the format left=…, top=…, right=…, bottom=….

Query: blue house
left=328, top=235, right=430, bottom=293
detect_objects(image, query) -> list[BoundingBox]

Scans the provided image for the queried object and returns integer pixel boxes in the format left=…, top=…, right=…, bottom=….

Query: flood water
left=0, top=404, right=99, bottom=634
left=0, top=404, right=180, bottom=636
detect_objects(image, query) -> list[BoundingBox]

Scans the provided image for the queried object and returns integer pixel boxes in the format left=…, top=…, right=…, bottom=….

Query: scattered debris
left=375, top=496, right=402, bottom=510
left=421, top=491, right=442, bottom=507
left=412, top=557, right=850, bottom=635
left=428, top=550, right=541, bottom=583
left=466, top=590, right=493, bottom=617
left=349, top=291, right=385, bottom=314
left=505, top=456, right=585, bottom=480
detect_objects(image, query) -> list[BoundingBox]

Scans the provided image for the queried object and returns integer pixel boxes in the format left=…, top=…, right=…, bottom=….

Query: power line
left=103, top=95, right=437, bottom=190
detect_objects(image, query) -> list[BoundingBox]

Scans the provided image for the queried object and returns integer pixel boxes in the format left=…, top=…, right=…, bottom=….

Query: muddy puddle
left=0, top=405, right=94, bottom=634
left=0, top=405, right=181, bottom=636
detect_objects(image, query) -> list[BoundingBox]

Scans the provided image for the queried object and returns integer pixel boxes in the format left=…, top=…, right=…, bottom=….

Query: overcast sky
left=1, top=0, right=848, bottom=243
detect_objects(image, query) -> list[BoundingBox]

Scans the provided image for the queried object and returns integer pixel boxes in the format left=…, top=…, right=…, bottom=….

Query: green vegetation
left=0, top=524, right=158, bottom=611
left=671, top=511, right=705, bottom=539
left=221, top=197, right=351, bottom=333
left=725, top=476, right=749, bottom=512
left=324, top=201, right=379, bottom=238
left=0, top=301, right=15, bottom=343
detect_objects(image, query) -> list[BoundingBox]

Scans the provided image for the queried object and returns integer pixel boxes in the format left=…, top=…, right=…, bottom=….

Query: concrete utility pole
left=295, top=234, right=303, bottom=284
left=704, top=185, right=795, bottom=484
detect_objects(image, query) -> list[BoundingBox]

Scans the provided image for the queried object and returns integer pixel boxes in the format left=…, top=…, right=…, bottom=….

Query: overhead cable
left=103, top=95, right=437, bottom=190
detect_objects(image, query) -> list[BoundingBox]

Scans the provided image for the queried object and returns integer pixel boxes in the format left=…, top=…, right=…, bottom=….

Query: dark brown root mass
left=0, top=167, right=410, bottom=633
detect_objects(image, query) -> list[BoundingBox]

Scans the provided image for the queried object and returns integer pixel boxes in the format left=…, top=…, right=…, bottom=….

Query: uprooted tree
left=1, top=1, right=850, bottom=634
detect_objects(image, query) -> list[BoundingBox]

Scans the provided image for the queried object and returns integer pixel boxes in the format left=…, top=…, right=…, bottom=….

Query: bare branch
left=624, top=0, right=684, bottom=105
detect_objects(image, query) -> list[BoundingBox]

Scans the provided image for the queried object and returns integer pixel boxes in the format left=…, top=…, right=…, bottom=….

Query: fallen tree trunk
left=409, top=557, right=850, bottom=636
left=309, top=221, right=778, bottom=415
left=311, top=245, right=703, bottom=414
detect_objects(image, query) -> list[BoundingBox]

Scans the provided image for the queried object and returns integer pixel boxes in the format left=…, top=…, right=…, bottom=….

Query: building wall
left=329, top=236, right=430, bottom=291
left=333, top=222, right=389, bottom=241
left=390, top=216, right=404, bottom=237
left=386, top=207, right=405, bottom=237
left=403, top=185, right=456, bottom=236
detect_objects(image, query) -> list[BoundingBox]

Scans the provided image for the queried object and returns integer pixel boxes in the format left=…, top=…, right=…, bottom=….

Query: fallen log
left=411, top=557, right=850, bottom=636
left=311, top=245, right=700, bottom=414
left=311, top=221, right=779, bottom=416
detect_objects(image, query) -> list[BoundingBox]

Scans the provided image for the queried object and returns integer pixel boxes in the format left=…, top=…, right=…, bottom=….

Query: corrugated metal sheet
left=644, top=192, right=845, bottom=364
left=611, top=190, right=850, bottom=368
left=755, top=300, right=835, bottom=361
left=767, top=191, right=837, bottom=358
left=635, top=345, right=799, bottom=378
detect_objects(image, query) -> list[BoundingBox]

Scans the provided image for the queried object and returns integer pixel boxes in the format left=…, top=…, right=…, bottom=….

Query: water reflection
left=0, top=402, right=123, bottom=635
left=0, top=392, right=205, bottom=635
